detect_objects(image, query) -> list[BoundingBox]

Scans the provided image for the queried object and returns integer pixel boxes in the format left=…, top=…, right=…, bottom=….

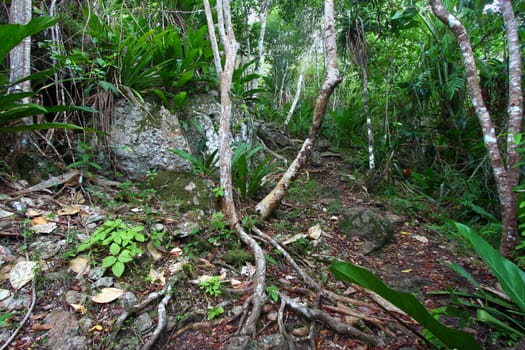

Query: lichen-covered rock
left=223, top=249, right=255, bottom=266
left=44, top=311, right=87, bottom=350
left=110, top=100, right=191, bottom=179
left=183, top=94, right=251, bottom=157
left=338, top=206, right=394, bottom=254
left=109, top=95, right=252, bottom=178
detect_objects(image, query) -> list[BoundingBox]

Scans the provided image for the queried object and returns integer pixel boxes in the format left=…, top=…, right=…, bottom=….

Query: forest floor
left=0, top=153, right=502, bottom=350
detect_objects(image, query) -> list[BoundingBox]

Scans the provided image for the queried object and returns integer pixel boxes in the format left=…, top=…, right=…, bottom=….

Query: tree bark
left=363, top=65, right=375, bottom=170
left=285, top=40, right=317, bottom=126
left=203, top=0, right=266, bottom=336
left=256, top=0, right=269, bottom=77
left=500, top=0, right=523, bottom=256
left=255, top=0, right=342, bottom=219
left=9, top=0, right=32, bottom=98
left=429, top=0, right=523, bottom=256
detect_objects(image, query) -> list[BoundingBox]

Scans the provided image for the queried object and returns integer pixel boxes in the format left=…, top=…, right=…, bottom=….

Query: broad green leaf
left=476, top=309, right=524, bottom=337
left=455, top=223, right=525, bottom=312
left=102, top=255, right=117, bottom=268
left=448, top=263, right=481, bottom=289
left=0, top=312, right=15, bottom=327
left=102, top=236, right=113, bottom=246
left=98, top=80, right=119, bottom=94
left=134, top=233, right=146, bottom=242
left=76, top=242, right=91, bottom=253
left=0, top=122, right=83, bottom=133
left=174, top=71, right=193, bottom=88
left=109, top=243, right=120, bottom=256
left=112, top=261, right=125, bottom=277
left=118, top=250, right=133, bottom=263
left=330, top=260, right=482, bottom=350
left=0, top=17, right=58, bottom=61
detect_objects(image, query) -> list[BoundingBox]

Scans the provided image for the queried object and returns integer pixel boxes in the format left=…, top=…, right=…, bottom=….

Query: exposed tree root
left=253, top=225, right=387, bottom=346
left=279, top=293, right=384, bottom=347
left=141, top=284, right=173, bottom=350
left=233, top=224, right=267, bottom=336
left=108, top=273, right=183, bottom=349
left=278, top=298, right=296, bottom=350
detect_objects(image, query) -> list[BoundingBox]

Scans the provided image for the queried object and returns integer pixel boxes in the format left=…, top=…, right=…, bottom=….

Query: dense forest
left=0, top=0, right=524, bottom=349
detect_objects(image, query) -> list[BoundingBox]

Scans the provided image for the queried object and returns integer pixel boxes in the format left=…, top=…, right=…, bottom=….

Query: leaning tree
left=429, top=0, right=523, bottom=257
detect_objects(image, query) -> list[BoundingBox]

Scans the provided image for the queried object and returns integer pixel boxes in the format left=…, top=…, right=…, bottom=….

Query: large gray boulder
left=109, top=95, right=252, bottom=179
left=338, top=206, right=395, bottom=254
left=110, top=100, right=191, bottom=179
left=183, top=94, right=251, bottom=156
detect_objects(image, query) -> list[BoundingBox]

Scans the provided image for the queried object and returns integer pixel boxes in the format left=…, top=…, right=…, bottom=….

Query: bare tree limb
left=256, top=0, right=342, bottom=219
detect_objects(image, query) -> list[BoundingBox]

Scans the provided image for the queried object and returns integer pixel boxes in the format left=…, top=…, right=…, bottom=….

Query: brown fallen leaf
left=9, top=261, right=37, bottom=289
left=31, top=216, right=48, bottom=225
left=92, top=288, right=124, bottom=304
left=32, top=323, right=54, bottom=331
left=25, top=208, right=46, bottom=218
left=68, top=255, right=90, bottom=276
left=10, top=170, right=80, bottom=195
left=31, top=222, right=57, bottom=234
left=70, top=303, right=88, bottom=315
left=57, top=205, right=81, bottom=216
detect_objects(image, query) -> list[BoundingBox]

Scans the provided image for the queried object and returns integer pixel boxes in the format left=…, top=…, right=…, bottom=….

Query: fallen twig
left=9, top=170, right=81, bottom=196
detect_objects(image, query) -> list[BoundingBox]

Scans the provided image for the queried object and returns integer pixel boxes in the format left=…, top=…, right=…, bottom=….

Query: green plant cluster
left=231, top=143, right=276, bottom=198
left=199, top=275, right=222, bottom=297
left=66, top=141, right=102, bottom=178
left=442, top=224, right=525, bottom=346
left=170, top=142, right=275, bottom=199
left=169, top=148, right=219, bottom=176
left=207, top=212, right=233, bottom=245
left=77, top=218, right=146, bottom=277
left=52, top=1, right=214, bottom=107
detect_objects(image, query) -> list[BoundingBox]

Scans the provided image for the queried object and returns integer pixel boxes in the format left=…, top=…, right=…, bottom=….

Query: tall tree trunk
left=500, top=0, right=523, bottom=256
left=256, top=0, right=342, bottom=219
left=362, top=65, right=374, bottom=170
left=8, top=0, right=32, bottom=149
left=255, top=0, right=269, bottom=80
left=285, top=40, right=317, bottom=126
left=9, top=0, right=32, bottom=101
left=429, top=0, right=523, bottom=257
left=203, top=0, right=266, bottom=336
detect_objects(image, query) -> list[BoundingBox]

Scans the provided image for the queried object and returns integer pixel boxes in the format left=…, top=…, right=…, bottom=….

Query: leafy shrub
left=77, top=218, right=146, bottom=277
left=231, top=143, right=276, bottom=198
left=199, top=275, right=222, bottom=297
left=322, top=105, right=366, bottom=148
left=169, top=147, right=219, bottom=176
